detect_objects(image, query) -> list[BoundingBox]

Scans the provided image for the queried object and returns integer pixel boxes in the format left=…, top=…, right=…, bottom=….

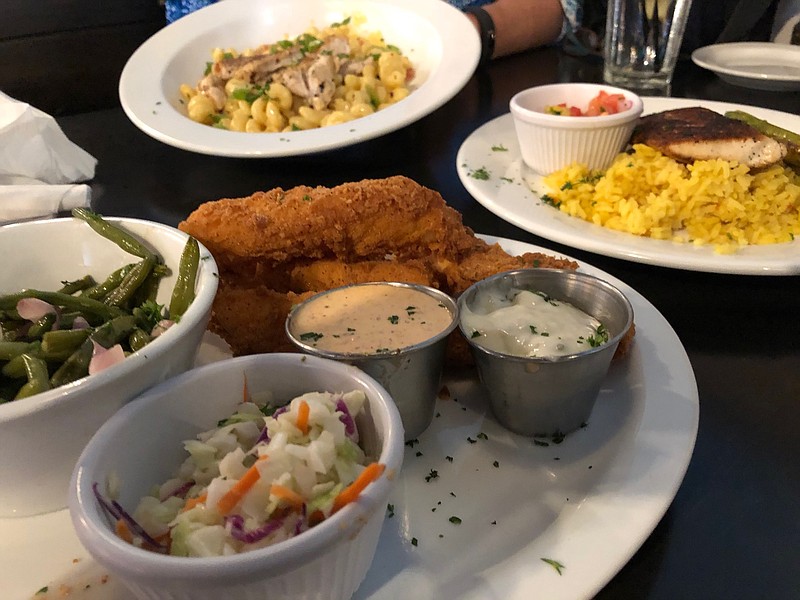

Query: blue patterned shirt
left=449, top=0, right=582, bottom=41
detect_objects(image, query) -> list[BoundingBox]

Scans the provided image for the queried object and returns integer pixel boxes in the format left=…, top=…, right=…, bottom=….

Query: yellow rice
left=542, top=144, right=800, bottom=254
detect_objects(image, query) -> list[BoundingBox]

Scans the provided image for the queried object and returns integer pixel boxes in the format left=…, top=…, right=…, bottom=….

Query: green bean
left=41, top=329, right=91, bottom=358
left=72, top=208, right=156, bottom=260
left=49, top=339, right=93, bottom=388
left=169, top=237, right=200, bottom=321
left=128, top=328, right=151, bottom=353
left=82, top=264, right=134, bottom=300
left=58, top=275, right=96, bottom=295
left=14, top=354, right=51, bottom=400
left=0, top=290, right=125, bottom=321
left=131, top=262, right=167, bottom=307
left=0, top=341, right=38, bottom=361
left=91, top=315, right=138, bottom=348
left=103, top=256, right=156, bottom=308
left=27, top=312, right=58, bottom=339
left=49, top=316, right=137, bottom=387
left=2, top=343, right=42, bottom=378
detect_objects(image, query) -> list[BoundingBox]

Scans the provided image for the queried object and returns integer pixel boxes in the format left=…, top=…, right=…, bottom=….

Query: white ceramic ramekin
left=509, top=83, right=643, bottom=175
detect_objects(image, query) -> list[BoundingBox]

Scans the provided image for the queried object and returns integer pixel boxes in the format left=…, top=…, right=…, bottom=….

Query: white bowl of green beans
left=0, top=211, right=218, bottom=517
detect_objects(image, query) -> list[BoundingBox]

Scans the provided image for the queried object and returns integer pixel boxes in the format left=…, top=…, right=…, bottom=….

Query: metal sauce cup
left=286, top=282, right=459, bottom=440
left=458, top=269, right=634, bottom=438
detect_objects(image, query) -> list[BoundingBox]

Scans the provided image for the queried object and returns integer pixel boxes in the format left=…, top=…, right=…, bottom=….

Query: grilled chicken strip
left=212, top=47, right=304, bottom=83
left=278, top=53, right=337, bottom=111
left=631, top=107, right=787, bottom=168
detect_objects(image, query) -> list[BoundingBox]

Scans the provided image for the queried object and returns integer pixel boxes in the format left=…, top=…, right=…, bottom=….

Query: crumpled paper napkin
left=0, top=91, right=98, bottom=223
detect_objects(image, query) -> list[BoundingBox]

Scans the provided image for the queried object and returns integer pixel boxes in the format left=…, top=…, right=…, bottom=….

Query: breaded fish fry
left=179, top=176, right=630, bottom=362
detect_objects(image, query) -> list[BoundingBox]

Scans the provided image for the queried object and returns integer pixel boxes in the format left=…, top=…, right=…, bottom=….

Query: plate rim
left=118, top=0, right=479, bottom=158
left=0, top=235, right=700, bottom=600
left=691, top=41, right=800, bottom=86
left=456, top=98, right=800, bottom=275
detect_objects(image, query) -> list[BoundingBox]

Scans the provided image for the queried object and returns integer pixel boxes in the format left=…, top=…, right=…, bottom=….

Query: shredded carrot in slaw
left=332, top=462, right=385, bottom=513
left=216, top=456, right=268, bottom=515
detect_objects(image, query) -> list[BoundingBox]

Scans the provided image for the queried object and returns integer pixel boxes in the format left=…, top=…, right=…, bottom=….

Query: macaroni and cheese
left=179, top=16, right=414, bottom=133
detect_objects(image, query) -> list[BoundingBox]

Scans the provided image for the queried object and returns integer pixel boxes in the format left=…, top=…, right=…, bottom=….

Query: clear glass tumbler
left=603, top=0, right=694, bottom=91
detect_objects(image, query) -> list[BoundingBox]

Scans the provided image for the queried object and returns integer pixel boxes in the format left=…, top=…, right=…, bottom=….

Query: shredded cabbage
left=125, top=389, right=372, bottom=557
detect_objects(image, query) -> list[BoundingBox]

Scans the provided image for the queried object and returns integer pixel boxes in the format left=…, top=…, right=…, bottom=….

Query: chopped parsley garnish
left=231, top=82, right=270, bottom=104
left=36, top=588, right=48, bottom=595
left=449, top=516, right=462, bottom=525
left=560, top=181, right=574, bottom=191
left=425, top=469, right=439, bottom=482
left=469, top=166, right=491, bottom=180
left=471, top=330, right=482, bottom=338
left=491, top=144, right=508, bottom=151
left=467, top=437, right=477, bottom=444
left=585, top=323, right=609, bottom=347
left=493, top=460, right=500, bottom=468
left=541, top=558, right=565, bottom=575
left=541, top=194, right=561, bottom=208
left=411, top=537, right=418, bottom=546
left=529, top=325, right=538, bottom=334
left=387, top=503, right=395, bottom=518
left=299, top=331, right=324, bottom=342
left=477, top=432, right=488, bottom=440
left=331, top=16, right=352, bottom=27
left=388, top=315, right=399, bottom=324
left=445, top=455, right=454, bottom=462
left=302, top=194, right=312, bottom=201
left=365, top=84, right=380, bottom=109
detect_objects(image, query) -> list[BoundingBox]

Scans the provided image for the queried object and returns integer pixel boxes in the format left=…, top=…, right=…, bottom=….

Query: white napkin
left=0, top=91, right=97, bottom=223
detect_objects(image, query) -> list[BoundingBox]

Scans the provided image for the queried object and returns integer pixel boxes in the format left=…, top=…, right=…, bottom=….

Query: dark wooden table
left=3, top=8, right=800, bottom=599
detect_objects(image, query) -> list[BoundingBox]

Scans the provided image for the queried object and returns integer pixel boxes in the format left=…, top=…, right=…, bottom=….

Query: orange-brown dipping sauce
left=289, top=283, right=454, bottom=354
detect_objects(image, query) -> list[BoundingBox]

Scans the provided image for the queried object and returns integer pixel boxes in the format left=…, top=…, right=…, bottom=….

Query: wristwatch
left=465, top=6, right=496, bottom=66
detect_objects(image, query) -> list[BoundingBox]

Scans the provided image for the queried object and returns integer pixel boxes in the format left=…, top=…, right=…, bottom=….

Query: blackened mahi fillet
left=631, top=107, right=786, bottom=168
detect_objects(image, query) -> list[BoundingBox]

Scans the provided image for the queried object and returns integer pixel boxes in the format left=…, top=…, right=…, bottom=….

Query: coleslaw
left=95, top=387, right=384, bottom=557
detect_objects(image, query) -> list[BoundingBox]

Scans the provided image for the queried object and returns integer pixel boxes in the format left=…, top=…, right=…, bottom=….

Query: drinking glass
left=603, top=0, right=694, bottom=91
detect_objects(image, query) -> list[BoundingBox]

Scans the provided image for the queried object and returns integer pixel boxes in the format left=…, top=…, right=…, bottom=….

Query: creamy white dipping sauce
left=461, top=287, right=608, bottom=358
left=289, top=284, right=454, bottom=354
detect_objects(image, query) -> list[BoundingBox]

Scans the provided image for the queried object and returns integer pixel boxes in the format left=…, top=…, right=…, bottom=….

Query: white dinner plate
left=0, top=236, right=698, bottom=600
left=457, top=98, right=800, bottom=275
left=119, top=0, right=479, bottom=157
left=692, top=42, right=800, bottom=91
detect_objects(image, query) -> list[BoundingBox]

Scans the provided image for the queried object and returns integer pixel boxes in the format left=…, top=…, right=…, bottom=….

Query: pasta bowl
left=69, top=353, right=404, bottom=600
left=119, top=0, right=479, bottom=157
left=0, top=216, right=218, bottom=517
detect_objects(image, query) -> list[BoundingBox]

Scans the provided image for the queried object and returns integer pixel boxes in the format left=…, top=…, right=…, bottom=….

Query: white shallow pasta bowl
left=69, top=353, right=404, bottom=600
left=0, top=216, right=218, bottom=518
left=119, top=0, right=479, bottom=157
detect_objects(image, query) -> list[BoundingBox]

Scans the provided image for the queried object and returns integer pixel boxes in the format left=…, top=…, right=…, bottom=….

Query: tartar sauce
left=461, top=287, right=608, bottom=358
left=289, top=283, right=454, bottom=355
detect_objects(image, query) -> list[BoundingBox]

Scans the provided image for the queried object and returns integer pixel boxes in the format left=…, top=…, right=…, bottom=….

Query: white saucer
left=692, top=42, right=800, bottom=91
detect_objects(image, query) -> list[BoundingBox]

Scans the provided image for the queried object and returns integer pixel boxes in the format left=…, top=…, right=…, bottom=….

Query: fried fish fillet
left=179, top=176, right=631, bottom=362
left=631, top=107, right=787, bottom=168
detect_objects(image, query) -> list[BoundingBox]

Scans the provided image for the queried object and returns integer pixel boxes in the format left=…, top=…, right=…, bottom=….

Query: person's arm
left=466, top=0, right=567, bottom=58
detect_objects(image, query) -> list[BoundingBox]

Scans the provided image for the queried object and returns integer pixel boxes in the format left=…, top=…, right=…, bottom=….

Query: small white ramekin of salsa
left=509, top=82, right=643, bottom=174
